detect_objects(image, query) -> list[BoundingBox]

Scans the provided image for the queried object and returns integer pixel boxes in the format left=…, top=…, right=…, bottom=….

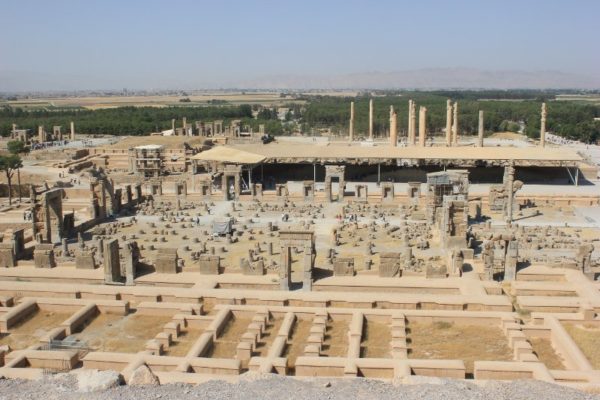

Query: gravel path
left=0, top=373, right=598, bottom=400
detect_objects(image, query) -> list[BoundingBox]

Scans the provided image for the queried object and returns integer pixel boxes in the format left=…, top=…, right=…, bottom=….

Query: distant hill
left=233, top=68, right=600, bottom=90
left=1, top=67, right=599, bottom=92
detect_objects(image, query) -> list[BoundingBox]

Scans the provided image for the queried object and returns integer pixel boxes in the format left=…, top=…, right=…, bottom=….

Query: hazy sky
left=1, top=0, right=599, bottom=90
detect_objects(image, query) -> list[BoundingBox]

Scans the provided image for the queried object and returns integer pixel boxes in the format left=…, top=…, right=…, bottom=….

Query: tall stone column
left=445, top=99, right=452, bottom=146
left=171, top=119, right=175, bottom=133
left=407, top=100, right=413, bottom=144
left=38, top=125, right=44, bottom=142
left=540, top=103, right=547, bottom=147
left=478, top=110, right=484, bottom=147
left=451, top=102, right=458, bottom=145
left=368, top=99, right=374, bottom=140
left=70, top=121, right=75, bottom=140
left=409, top=100, right=417, bottom=145
left=349, top=101, right=355, bottom=142
left=505, top=164, right=515, bottom=224
left=390, top=106, right=397, bottom=147
left=418, top=106, right=427, bottom=147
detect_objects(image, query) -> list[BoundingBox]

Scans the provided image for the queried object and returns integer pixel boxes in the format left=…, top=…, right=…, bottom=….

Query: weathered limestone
left=251, top=183, right=263, bottom=200
left=324, top=165, right=345, bottom=203
left=368, top=99, right=374, bottom=140
left=4, top=229, right=25, bottom=260
left=381, top=182, right=394, bottom=203
left=503, top=164, right=523, bottom=224
left=0, top=243, right=16, bottom=268
left=31, top=187, right=65, bottom=244
left=418, top=106, right=427, bottom=147
left=103, top=239, right=120, bottom=283
left=425, top=170, right=469, bottom=226
left=123, top=241, right=140, bottom=285
left=389, top=106, right=397, bottom=147
left=445, top=99, right=452, bottom=146
left=379, top=252, right=401, bottom=277
left=75, top=251, right=96, bottom=269
left=34, top=244, right=56, bottom=268
left=451, top=102, right=458, bottom=145
left=354, top=184, right=368, bottom=203
left=408, top=100, right=417, bottom=145
left=222, top=165, right=242, bottom=201
left=279, top=230, right=314, bottom=291
left=333, top=258, right=355, bottom=276
left=540, top=103, right=547, bottom=148
left=70, top=121, right=75, bottom=141
left=504, top=240, right=518, bottom=281
left=348, top=101, right=354, bottom=142
left=478, top=110, right=484, bottom=147
left=155, top=248, right=178, bottom=274
left=198, top=255, right=220, bottom=275
left=302, top=181, right=314, bottom=202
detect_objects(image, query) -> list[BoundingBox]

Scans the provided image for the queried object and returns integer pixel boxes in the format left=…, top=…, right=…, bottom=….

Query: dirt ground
left=208, top=317, right=251, bottom=358
left=361, top=320, right=391, bottom=358
left=3, top=92, right=303, bottom=110
left=563, top=323, right=600, bottom=369
left=408, top=322, right=514, bottom=373
left=0, top=310, right=71, bottom=350
left=321, top=320, right=349, bottom=357
left=72, top=313, right=172, bottom=353
left=283, top=319, right=312, bottom=370
left=529, top=337, right=565, bottom=370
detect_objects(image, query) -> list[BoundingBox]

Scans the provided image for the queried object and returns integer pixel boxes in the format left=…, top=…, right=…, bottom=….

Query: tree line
left=301, top=92, right=600, bottom=142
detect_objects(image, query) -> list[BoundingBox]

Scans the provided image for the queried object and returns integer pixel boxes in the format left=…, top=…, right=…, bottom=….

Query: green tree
left=0, top=154, right=23, bottom=205
left=6, top=140, right=26, bottom=202
left=7, top=140, right=27, bottom=155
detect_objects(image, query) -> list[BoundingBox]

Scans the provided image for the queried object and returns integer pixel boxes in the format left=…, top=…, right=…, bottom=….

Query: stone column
left=445, top=99, right=452, bottom=146
left=505, top=164, right=515, bottom=224
left=390, top=106, right=397, bottom=147
left=418, top=106, right=427, bottom=147
left=303, top=245, right=313, bottom=291
left=103, top=238, right=120, bottom=283
left=408, top=100, right=417, bottom=145
left=171, top=119, right=175, bottom=133
left=407, top=100, right=413, bottom=144
left=368, top=99, right=374, bottom=140
left=123, top=241, right=136, bottom=286
left=70, top=121, right=75, bottom=140
left=478, top=110, right=484, bottom=147
left=540, top=103, right=546, bottom=148
left=280, top=246, right=291, bottom=290
left=38, top=125, right=44, bottom=142
left=451, top=102, right=458, bottom=145
left=349, top=101, right=354, bottom=142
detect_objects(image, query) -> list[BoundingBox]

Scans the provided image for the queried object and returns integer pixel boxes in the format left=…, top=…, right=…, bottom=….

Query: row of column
left=348, top=100, right=547, bottom=148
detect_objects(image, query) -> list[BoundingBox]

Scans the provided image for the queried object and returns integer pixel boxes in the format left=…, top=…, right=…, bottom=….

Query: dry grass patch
left=208, top=317, right=251, bottom=358
left=321, top=320, right=349, bottom=357
left=283, top=319, right=312, bottom=370
left=408, top=321, right=513, bottom=373
left=73, top=312, right=172, bottom=353
left=0, top=310, right=71, bottom=350
left=529, top=338, right=565, bottom=370
left=163, top=328, right=204, bottom=357
left=361, top=320, right=391, bottom=358
left=563, top=323, right=600, bottom=369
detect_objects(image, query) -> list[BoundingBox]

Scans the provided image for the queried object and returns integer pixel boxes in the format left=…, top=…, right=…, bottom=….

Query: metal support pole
left=377, top=164, right=381, bottom=185
left=313, top=163, right=316, bottom=182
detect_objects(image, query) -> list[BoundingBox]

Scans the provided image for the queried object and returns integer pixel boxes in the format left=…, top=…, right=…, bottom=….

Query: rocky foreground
left=0, top=372, right=599, bottom=400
